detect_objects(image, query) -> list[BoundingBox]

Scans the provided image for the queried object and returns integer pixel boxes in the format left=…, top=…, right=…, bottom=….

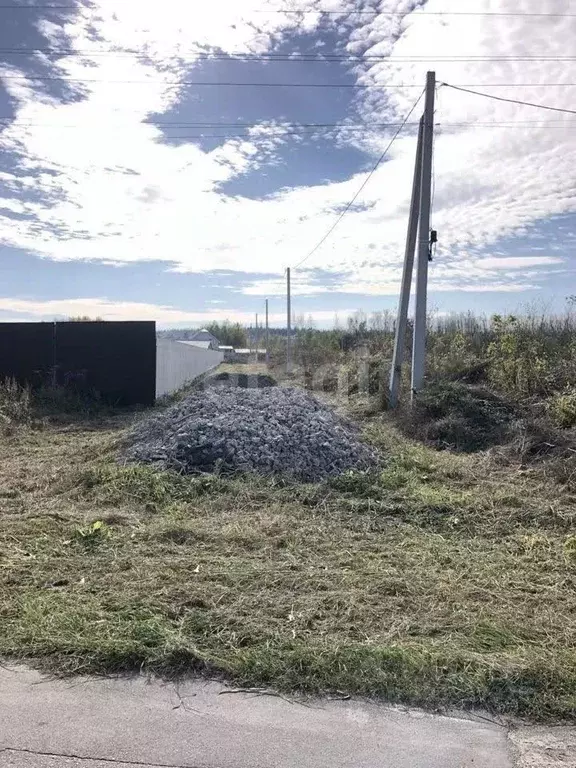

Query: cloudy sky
left=0, top=0, right=574, bottom=327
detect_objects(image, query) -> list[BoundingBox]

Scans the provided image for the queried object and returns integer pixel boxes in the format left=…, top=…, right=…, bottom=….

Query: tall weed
left=0, top=378, right=32, bottom=432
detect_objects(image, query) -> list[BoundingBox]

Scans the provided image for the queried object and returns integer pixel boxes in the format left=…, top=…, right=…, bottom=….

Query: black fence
left=0, top=321, right=156, bottom=406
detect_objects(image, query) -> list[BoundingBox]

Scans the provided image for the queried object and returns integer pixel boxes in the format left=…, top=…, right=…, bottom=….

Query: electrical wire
left=3, top=125, right=576, bottom=139
left=0, top=5, right=575, bottom=17
left=253, top=8, right=576, bottom=17
left=4, top=74, right=576, bottom=88
left=293, top=89, right=424, bottom=270
left=0, top=74, right=422, bottom=87
left=441, top=82, right=576, bottom=116
left=3, top=48, right=576, bottom=62
left=0, top=118, right=574, bottom=128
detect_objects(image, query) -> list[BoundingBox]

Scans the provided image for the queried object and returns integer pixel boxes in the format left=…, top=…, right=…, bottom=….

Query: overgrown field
left=272, top=307, right=576, bottom=425
left=0, top=375, right=575, bottom=722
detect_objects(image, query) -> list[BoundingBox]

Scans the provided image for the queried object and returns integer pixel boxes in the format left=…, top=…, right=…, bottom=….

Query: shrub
left=486, top=314, right=576, bottom=397
left=428, top=330, right=483, bottom=380
left=548, top=388, right=576, bottom=428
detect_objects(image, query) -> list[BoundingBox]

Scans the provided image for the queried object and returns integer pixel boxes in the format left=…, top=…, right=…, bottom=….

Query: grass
left=0, top=392, right=575, bottom=723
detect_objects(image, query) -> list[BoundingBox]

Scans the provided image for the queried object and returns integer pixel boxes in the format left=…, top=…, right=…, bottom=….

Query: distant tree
left=67, top=316, right=103, bottom=321
left=205, top=321, right=248, bottom=348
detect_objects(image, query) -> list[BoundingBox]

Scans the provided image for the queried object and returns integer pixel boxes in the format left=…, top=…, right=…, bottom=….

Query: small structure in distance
left=180, top=328, right=221, bottom=350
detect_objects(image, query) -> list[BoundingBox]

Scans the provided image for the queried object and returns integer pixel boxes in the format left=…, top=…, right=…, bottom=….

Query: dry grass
left=0, top=400, right=575, bottom=722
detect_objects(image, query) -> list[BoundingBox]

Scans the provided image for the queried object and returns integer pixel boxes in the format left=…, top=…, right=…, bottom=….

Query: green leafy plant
left=74, top=520, right=109, bottom=549
left=564, top=535, right=576, bottom=564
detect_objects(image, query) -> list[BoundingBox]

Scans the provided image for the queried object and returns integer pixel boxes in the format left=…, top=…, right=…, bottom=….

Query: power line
left=0, top=5, right=575, bottom=17
left=0, top=74, right=420, bottom=87
left=5, top=124, right=576, bottom=138
left=4, top=74, right=576, bottom=88
left=6, top=119, right=406, bottom=127
left=2, top=117, right=575, bottom=129
left=253, top=8, right=576, bottom=17
left=108, top=125, right=576, bottom=139
left=441, top=81, right=576, bottom=116
left=293, top=89, right=424, bottom=270
left=0, top=3, right=78, bottom=7
left=3, top=48, right=576, bottom=62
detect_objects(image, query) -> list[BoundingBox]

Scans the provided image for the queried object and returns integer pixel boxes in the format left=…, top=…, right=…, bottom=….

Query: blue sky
left=0, top=0, right=574, bottom=327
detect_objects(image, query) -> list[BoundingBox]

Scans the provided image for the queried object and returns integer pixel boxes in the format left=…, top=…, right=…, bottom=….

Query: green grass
left=0, top=407, right=575, bottom=722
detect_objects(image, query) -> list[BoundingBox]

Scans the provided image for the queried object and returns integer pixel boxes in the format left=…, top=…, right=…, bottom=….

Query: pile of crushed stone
left=124, top=387, right=377, bottom=481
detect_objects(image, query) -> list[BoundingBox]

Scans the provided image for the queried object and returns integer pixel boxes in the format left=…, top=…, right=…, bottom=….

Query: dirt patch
left=510, top=726, right=576, bottom=767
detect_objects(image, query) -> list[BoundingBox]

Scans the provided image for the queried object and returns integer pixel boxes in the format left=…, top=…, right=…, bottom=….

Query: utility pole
left=286, top=267, right=292, bottom=373
left=411, top=71, right=435, bottom=398
left=265, top=298, right=270, bottom=366
left=255, top=313, right=259, bottom=361
left=389, top=116, right=424, bottom=408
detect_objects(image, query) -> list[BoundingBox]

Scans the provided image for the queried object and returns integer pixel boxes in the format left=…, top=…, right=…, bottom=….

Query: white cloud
left=0, top=296, right=348, bottom=327
left=0, top=0, right=574, bottom=300
left=0, top=297, right=234, bottom=322
left=474, top=256, right=564, bottom=270
left=242, top=274, right=334, bottom=297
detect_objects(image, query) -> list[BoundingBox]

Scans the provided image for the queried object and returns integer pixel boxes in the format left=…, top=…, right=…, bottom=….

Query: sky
left=0, top=0, right=575, bottom=328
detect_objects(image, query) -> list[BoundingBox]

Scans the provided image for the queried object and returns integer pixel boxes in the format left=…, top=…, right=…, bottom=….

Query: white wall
left=156, top=339, right=224, bottom=398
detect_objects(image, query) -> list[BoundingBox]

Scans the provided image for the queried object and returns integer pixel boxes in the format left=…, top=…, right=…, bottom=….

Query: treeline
left=159, top=321, right=248, bottom=348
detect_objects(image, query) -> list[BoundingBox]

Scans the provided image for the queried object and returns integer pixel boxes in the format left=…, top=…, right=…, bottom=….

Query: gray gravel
left=124, top=387, right=376, bottom=481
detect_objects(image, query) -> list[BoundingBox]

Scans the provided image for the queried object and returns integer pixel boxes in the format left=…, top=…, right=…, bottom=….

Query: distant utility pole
left=255, top=313, right=259, bottom=360
left=265, top=299, right=270, bottom=366
left=286, top=267, right=292, bottom=373
left=389, top=116, right=424, bottom=409
left=411, top=71, right=436, bottom=399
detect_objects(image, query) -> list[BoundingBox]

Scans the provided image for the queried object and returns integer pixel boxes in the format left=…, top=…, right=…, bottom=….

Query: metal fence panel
left=0, top=322, right=54, bottom=388
left=54, top=321, right=156, bottom=406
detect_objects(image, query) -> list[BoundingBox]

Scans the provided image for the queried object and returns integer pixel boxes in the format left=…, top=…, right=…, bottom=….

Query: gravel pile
left=124, top=387, right=377, bottom=481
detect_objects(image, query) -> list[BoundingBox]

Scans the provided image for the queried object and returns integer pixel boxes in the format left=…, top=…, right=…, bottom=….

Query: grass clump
left=398, top=382, right=515, bottom=452
left=78, top=464, right=229, bottom=507
left=0, top=378, right=32, bottom=433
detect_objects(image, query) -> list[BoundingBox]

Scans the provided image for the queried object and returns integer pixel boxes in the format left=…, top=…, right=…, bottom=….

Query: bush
left=428, top=330, right=484, bottom=380
left=486, top=314, right=576, bottom=396
left=548, top=388, right=576, bottom=428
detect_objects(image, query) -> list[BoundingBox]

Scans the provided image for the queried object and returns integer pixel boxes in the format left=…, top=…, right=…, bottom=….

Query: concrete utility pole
left=411, top=71, right=436, bottom=398
left=255, top=313, right=259, bottom=360
left=389, top=116, right=424, bottom=409
left=286, top=268, right=292, bottom=373
left=265, top=299, right=270, bottom=366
